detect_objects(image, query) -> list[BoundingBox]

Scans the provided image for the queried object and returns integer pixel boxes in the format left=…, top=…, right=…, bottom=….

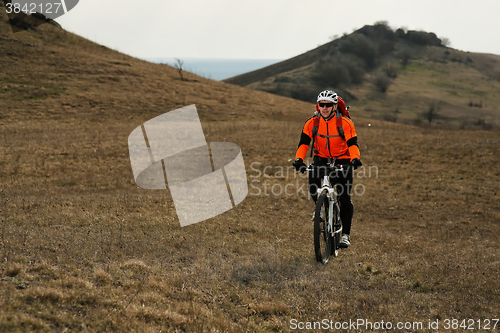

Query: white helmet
left=317, top=90, right=338, bottom=104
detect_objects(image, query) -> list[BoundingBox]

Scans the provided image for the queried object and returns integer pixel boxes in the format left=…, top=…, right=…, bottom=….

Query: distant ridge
left=224, top=23, right=446, bottom=100
left=224, top=22, right=500, bottom=129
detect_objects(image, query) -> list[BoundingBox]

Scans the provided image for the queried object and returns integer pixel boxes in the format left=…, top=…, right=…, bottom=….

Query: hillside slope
left=225, top=23, right=500, bottom=129
left=1, top=15, right=499, bottom=332
left=0, top=11, right=313, bottom=125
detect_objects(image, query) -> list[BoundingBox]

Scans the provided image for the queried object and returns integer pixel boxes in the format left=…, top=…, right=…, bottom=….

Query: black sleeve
left=298, top=132, right=311, bottom=148
left=347, top=136, right=358, bottom=148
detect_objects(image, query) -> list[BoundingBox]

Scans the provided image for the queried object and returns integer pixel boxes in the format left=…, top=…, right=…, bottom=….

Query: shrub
left=397, top=47, right=413, bottom=67
left=378, top=40, right=396, bottom=56
left=372, top=73, right=392, bottom=92
left=290, top=87, right=317, bottom=103
left=396, top=28, right=406, bottom=38
left=469, top=100, right=482, bottom=108
left=403, top=31, right=442, bottom=46
left=313, top=55, right=365, bottom=87
left=357, top=22, right=396, bottom=41
left=273, top=76, right=294, bottom=83
left=383, top=113, right=398, bottom=123
left=382, top=63, right=398, bottom=78
left=441, top=37, right=451, bottom=47
left=342, top=56, right=365, bottom=84
left=315, top=62, right=350, bottom=87
left=339, top=33, right=378, bottom=68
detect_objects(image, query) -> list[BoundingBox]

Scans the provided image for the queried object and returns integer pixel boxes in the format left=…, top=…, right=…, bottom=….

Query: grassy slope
left=347, top=47, right=500, bottom=129
left=1, top=17, right=499, bottom=332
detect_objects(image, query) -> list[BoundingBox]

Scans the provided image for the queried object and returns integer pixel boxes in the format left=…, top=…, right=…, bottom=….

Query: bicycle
left=307, top=160, right=345, bottom=265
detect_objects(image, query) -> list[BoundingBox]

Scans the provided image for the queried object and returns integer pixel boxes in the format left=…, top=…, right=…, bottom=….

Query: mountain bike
left=308, top=161, right=344, bottom=265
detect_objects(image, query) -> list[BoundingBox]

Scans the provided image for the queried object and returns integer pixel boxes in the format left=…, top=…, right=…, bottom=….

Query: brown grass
left=0, top=19, right=499, bottom=332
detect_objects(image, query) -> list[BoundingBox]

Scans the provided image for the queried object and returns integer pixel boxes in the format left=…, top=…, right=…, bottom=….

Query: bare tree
left=174, top=58, right=185, bottom=81
left=424, top=101, right=440, bottom=125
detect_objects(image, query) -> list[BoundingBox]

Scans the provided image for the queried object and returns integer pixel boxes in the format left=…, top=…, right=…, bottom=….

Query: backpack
left=310, top=96, right=350, bottom=157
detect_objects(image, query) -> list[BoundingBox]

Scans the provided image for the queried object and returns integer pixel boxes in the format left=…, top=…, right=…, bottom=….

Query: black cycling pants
left=308, top=157, right=354, bottom=235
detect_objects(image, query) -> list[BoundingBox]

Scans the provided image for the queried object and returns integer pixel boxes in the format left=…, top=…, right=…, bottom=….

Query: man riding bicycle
left=292, top=90, right=362, bottom=248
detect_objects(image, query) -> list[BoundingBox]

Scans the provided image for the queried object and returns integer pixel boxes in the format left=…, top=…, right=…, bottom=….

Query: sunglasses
left=318, top=102, right=334, bottom=108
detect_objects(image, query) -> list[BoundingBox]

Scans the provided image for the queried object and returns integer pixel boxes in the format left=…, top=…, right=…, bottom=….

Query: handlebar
left=305, top=163, right=344, bottom=173
left=289, top=158, right=359, bottom=174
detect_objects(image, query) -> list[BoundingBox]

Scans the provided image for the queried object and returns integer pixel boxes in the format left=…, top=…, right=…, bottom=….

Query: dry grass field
left=1, top=17, right=499, bottom=332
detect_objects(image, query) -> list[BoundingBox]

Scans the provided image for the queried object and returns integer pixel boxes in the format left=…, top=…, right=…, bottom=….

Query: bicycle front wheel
left=314, top=192, right=333, bottom=264
left=330, top=201, right=341, bottom=257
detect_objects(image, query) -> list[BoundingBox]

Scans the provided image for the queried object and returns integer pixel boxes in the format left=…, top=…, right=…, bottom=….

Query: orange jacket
left=295, top=113, right=360, bottom=161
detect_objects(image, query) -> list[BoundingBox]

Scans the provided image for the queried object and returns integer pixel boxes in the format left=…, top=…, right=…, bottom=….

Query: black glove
left=351, top=158, right=363, bottom=170
left=293, top=158, right=307, bottom=174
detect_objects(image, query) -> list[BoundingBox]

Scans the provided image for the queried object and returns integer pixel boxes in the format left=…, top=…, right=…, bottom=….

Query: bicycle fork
left=328, top=192, right=343, bottom=237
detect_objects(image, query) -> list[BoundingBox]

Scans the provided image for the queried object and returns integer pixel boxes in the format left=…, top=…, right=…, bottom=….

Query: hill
left=1, top=14, right=499, bottom=332
left=225, top=23, right=500, bottom=130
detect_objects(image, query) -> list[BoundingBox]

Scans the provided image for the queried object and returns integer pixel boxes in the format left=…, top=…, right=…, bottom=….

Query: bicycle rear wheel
left=314, top=192, right=333, bottom=264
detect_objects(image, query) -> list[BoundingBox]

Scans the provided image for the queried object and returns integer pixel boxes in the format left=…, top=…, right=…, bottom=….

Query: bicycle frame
left=309, top=163, right=343, bottom=238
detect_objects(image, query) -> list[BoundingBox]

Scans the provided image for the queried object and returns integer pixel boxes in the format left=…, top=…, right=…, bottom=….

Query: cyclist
left=292, top=90, right=362, bottom=248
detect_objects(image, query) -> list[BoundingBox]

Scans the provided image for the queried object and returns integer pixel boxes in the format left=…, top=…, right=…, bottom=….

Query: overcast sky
left=55, top=0, right=500, bottom=60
